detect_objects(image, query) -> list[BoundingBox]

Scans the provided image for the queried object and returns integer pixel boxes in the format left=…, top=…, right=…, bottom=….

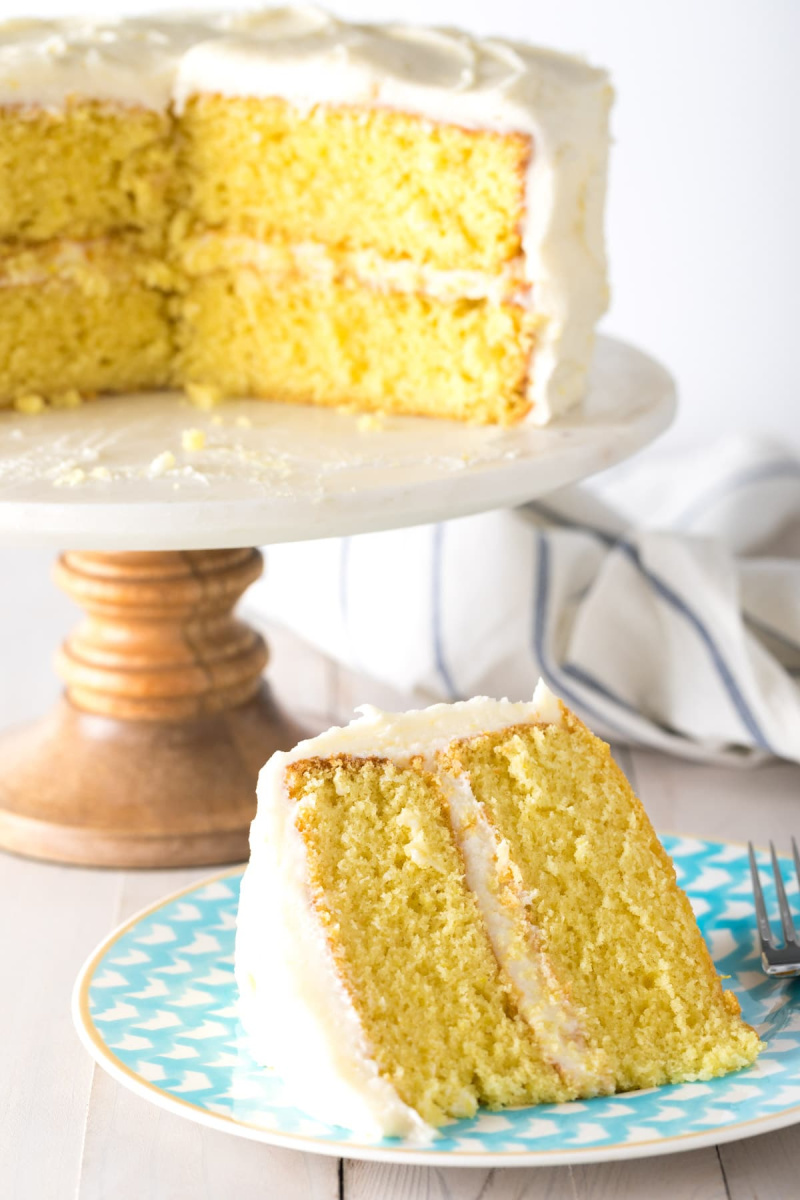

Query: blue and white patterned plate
left=73, top=835, right=800, bottom=1166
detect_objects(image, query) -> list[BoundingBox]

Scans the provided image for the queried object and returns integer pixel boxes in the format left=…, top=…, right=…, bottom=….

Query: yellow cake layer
left=178, top=96, right=529, bottom=272
left=0, top=96, right=528, bottom=272
left=289, top=756, right=570, bottom=1124
left=442, top=720, right=761, bottom=1092
left=175, top=269, right=534, bottom=423
left=0, top=101, right=173, bottom=243
left=0, top=255, right=172, bottom=403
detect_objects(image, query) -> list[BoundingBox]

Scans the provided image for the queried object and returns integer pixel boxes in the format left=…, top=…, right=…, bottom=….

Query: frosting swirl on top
left=0, top=16, right=217, bottom=107
left=0, top=8, right=606, bottom=118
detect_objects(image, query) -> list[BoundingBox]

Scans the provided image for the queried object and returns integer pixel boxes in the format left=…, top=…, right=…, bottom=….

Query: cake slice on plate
left=235, top=682, right=761, bottom=1140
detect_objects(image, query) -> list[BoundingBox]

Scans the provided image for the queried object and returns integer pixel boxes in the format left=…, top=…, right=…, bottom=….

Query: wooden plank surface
left=0, top=854, right=119, bottom=1200
left=718, top=1126, right=800, bottom=1199
left=2, top=546, right=800, bottom=1199
left=345, top=1148, right=729, bottom=1199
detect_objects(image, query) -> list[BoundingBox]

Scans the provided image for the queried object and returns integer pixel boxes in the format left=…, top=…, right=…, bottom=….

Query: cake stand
left=0, top=335, right=675, bottom=868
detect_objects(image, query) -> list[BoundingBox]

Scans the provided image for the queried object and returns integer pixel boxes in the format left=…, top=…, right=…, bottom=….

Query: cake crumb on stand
left=181, top=427, right=206, bottom=452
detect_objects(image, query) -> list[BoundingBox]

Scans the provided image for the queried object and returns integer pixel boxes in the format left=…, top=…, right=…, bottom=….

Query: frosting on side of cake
left=0, top=9, right=611, bottom=424
left=236, top=681, right=615, bottom=1136
left=236, top=762, right=430, bottom=1141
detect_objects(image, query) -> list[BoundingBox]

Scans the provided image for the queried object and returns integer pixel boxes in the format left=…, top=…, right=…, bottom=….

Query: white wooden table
left=2, top=547, right=800, bottom=1200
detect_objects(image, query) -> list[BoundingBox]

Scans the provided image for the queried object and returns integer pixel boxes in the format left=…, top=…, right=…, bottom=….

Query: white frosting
left=236, top=682, right=608, bottom=1137
left=0, top=9, right=611, bottom=424
left=276, top=682, right=564, bottom=767
left=0, top=17, right=218, bottom=109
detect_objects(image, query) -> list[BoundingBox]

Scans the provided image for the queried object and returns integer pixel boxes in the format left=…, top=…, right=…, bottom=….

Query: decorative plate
left=73, top=835, right=800, bottom=1166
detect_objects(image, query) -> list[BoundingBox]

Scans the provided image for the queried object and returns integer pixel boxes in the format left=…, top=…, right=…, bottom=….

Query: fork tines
left=748, top=839, right=800, bottom=977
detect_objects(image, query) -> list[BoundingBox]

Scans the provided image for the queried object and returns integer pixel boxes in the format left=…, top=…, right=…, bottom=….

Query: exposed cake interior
left=0, top=96, right=534, bottom=422
left=0, top=101, right=173, bottom=242
left=175, top=270, right=533, bottom=421
left=236, top=685, right=761, bottom=1139
left=0, top=242, right=172, bottom=400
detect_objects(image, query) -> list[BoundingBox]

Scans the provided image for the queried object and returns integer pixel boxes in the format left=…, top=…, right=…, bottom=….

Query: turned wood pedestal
left=0, top=549, right=304, bottom=868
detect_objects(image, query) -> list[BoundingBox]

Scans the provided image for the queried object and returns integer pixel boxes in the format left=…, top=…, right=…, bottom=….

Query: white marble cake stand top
left=0, top=336, right=674, bottom=551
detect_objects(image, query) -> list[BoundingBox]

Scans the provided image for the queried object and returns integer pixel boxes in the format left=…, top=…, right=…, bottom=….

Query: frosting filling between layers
left=0, top=238, right=172, bottom=289
left=440, top=770, right=613, bottom=1094
left=0, top=234, right=528, bottom=305
left=236, top=682, right=611, bottom=1137
left=180, top=234, right=532, bottom=307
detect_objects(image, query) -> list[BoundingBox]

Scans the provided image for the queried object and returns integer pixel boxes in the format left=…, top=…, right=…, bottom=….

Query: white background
left=6, top=0, right=800, bottom=449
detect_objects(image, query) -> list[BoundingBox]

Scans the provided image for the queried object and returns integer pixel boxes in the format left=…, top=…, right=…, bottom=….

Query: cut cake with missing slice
left=0, top=9, right=611, bottom=424
left=235, top=682, right=761, bottom=1140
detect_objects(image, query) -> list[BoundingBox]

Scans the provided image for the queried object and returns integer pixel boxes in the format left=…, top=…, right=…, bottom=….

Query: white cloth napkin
left=246, top=435, right=800, bottom=765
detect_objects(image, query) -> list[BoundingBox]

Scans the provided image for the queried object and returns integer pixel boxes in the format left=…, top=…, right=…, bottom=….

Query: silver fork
left=749, top=840, right=800, bottom=977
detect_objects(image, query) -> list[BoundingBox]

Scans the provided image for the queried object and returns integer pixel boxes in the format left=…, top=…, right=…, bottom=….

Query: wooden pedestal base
left=0, top=549, right=305, bottom=868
